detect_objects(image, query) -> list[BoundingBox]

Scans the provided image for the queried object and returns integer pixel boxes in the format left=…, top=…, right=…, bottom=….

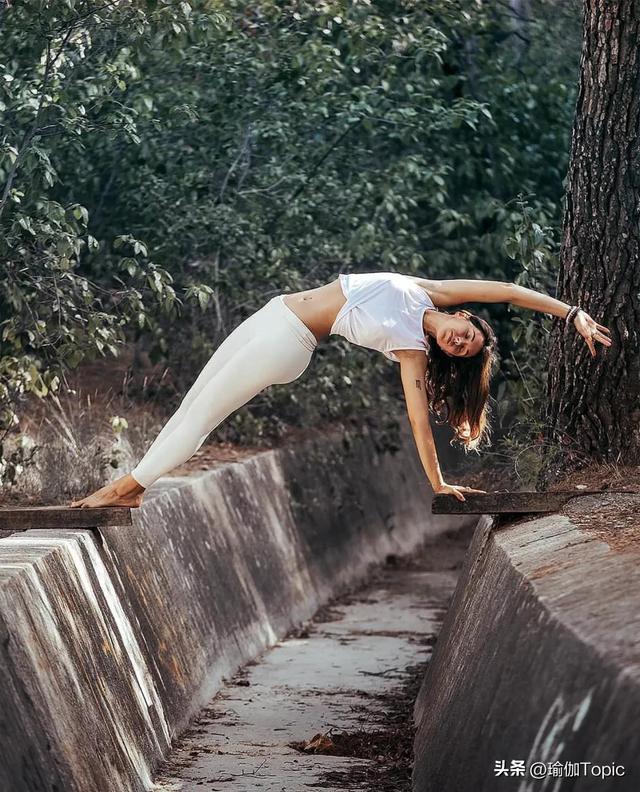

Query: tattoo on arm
left=415, top=379, right=422, bottom=390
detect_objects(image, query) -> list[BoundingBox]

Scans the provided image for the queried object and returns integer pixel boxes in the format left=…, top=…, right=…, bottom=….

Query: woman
left=70, top=271, right=611, bottom=508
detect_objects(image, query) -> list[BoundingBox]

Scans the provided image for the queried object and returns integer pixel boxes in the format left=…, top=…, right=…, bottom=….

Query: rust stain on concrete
left=170, top=654, right=186, bottom=687
left=530, top=560, right=572, bottom=580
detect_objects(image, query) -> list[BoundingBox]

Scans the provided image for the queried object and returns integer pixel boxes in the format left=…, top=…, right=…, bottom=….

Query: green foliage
left=0, top=0, right=582, bottom=482
left=491, top=193, right=563, bottom=486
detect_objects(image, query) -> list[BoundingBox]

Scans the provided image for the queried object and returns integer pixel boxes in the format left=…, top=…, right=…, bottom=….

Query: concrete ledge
left=413, top=503, right=640, bottom=791
left=431, top=489, right=640, bottom=514
left=0, top=424, right=471, bottom=792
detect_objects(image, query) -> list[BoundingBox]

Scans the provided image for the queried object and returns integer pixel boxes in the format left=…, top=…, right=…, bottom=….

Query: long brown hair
left=424, top=310, right=498, bottom=451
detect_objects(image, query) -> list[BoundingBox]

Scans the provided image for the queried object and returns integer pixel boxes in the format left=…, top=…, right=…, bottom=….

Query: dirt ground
left=459, top=460, right=640, bottom=554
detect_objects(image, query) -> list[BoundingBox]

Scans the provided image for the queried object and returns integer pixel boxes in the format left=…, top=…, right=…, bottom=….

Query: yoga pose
left=70, top=271, right=611, bottom=508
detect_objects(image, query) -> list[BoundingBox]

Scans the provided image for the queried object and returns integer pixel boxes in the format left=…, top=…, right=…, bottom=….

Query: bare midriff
left=282, top=278, right=347, bottom=343
left=282, top=275, right=435, bottom=343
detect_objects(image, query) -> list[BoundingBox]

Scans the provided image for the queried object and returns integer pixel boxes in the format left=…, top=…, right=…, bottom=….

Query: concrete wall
left=413, top=505, right=640, bottom=791
left=0, top=423, right=470, bottom=792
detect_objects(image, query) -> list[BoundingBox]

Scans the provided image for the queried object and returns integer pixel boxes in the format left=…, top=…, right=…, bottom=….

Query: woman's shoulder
left=401, top=275, right=446, bottom=306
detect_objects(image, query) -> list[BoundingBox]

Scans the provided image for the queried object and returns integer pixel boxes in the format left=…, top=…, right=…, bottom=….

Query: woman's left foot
left=70, top=474, right=145, bottom=509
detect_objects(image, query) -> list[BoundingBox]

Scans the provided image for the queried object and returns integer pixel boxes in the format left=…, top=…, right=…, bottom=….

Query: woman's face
left=436, top=312, right=485, bottom=358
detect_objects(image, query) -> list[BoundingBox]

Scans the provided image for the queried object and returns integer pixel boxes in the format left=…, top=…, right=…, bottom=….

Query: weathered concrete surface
left=0, top=423, right=472, bottom=792
left=150, top=529, right=471, bottom=791
left=413, top=507, right=640, bottom=791
left=431, top=489, right=638, bottom=514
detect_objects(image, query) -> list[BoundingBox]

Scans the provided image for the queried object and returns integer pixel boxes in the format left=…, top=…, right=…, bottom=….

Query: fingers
left=590, top=321, right=612, bottom=353
left=581, top=334, right=596, bottom=357
left=440, top=485, right=466, bottom=502
left=441, top=485, right=485, bottom=501
left=584, top=332, right=613, bottom=356
left=437, top=484, right=488, bottom=501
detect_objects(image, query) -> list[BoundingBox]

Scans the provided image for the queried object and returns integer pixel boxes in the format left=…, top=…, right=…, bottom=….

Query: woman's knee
left=274, top=351, right=314, bottom=384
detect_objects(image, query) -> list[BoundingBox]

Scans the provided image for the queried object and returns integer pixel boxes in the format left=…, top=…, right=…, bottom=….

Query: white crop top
left=329, top=271, right=436, bottom=362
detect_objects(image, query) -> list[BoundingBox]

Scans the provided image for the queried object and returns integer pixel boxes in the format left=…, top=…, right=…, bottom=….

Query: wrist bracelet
left=565, top=305, right=580, bottom=326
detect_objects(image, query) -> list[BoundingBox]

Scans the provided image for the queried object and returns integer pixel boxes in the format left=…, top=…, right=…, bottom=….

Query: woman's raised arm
left=421, top=278, right=569, bottom=313
left=418, top=278, right=612, bottom=357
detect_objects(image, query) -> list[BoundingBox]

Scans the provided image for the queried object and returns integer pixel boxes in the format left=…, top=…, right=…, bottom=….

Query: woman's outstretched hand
left=573, top=310, right=612, bottom=357
left=433, top=482, right=486, bottom=502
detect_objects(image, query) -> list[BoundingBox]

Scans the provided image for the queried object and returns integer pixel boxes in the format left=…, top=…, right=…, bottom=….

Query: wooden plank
left=432, top=490, right=640, bottom=515
left=0, top=506, right=132, bottom=531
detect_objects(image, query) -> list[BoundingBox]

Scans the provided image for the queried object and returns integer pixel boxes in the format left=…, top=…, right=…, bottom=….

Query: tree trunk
left=546, top=0, right=640, bottom=470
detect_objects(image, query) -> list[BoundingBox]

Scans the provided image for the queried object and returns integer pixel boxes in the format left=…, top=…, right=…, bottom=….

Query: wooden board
left=0, top=505, right=133, bottom=531
left=432, top=490, right=640, bottom=515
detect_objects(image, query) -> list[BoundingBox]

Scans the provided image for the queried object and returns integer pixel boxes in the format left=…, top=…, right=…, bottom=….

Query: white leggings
left=130, top=295, right=318, bottom=489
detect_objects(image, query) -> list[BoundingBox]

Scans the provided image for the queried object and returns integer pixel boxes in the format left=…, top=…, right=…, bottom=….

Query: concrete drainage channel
left=0, top=424, right=474, bottom=792
left=148, top=501, right=640, bottom=792
left=150, top=525, right=473, bottom=791
left=4, top=419, right=637, bottom=792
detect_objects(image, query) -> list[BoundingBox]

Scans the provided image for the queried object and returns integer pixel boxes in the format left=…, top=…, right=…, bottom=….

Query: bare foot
left=70, top=473, right=146, bottom=509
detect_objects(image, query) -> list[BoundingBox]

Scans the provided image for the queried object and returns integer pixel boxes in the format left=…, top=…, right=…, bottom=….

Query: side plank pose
left=70, top=272, right=611, bottom=509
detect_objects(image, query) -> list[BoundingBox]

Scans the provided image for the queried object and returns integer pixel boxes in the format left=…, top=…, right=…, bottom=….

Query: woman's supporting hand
left=433, top=482, right=486, bottom=502
left=573, top=310, right=612, bottom=357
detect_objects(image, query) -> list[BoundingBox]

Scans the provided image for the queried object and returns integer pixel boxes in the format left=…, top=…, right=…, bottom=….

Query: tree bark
left=546, top=0, right=640, bottom=469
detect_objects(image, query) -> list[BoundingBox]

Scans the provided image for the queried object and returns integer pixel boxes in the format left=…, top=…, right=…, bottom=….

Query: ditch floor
left=150, top=522, right=474, bottom=791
